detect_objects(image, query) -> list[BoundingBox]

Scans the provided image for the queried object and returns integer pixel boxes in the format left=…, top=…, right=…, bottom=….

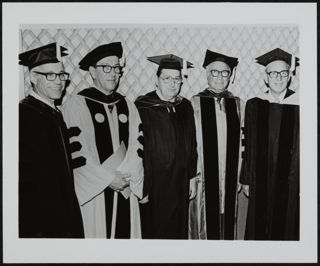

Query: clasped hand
left=109, top=171, right=131, bottom=191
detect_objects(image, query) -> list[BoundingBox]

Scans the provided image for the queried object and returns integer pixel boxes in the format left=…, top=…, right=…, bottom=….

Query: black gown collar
left=22, top=95, right=63, bottom=118
left=196, top=88, right=234, bottom=99
left=284, top=89, right=295, bottom=99
left=78, top=87, right=124, bottom=104
left=136, top=90, right=183, bottom=109
left=263, top=88, right=295, bottom=102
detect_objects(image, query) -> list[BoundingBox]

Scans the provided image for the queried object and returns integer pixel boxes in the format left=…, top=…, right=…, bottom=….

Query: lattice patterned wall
left=20, top=26, right=299, bottom=102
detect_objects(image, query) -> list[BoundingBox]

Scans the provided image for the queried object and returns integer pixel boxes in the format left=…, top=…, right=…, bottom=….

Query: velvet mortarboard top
left=19, top=42, right=68, bottom=70
left=202, top=50, right=239, bottom=70
left=255, top=48, right=300, bottom=67
left=147, top=54, right=193, bottom=71
left=79, top=42, right=123, bottom=71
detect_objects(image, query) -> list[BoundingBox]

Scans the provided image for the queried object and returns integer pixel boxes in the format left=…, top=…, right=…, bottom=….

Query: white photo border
left=2, top=2, right=317, bottom=263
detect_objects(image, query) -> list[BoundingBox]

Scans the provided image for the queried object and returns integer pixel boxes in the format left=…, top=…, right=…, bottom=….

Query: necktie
left=216, top=97, right=222, bottom=110
left=108, top=104, right=115, bottom=113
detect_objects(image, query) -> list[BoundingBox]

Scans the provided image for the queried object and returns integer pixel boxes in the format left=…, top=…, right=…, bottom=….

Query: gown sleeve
left=19, top=105, right=54, bottom=235
left=237, top=97, right=246, bottom=183
left=187, top=99, right=198, bottom=180
left=239, top=99, right=255, bottom=186
left=62, top=94, right=117, bottom=205
left=189, top=96, right=207, bottom=239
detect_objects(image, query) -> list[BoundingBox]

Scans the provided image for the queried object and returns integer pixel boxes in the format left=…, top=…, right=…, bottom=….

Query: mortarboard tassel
left=182, top=58, right=187, bottom=78
left=56, top=44, right=62, bottom=62
left=120, top=42, right=126, bottom=67
left=290, top=54, right=296, bottom=76
left=120, top=53, right=126, bottom=68
left=232, top=66, right=237, bottom=84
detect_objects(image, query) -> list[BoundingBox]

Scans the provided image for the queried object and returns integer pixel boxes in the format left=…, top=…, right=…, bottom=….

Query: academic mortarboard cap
left=202, top=49, right=239, bottom=70
left=79, top=42, right=123, bottom=71
left=19, top=42, right=68, bottom=70
left=147, top=54, right=193, bottom=70
left=255, top=48, right=300, bottom=67
left=147, top=54, right=193, bottom=77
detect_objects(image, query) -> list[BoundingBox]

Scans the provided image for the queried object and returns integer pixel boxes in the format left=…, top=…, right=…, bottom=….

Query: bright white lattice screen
left=20, top=26, right=299, bottom=102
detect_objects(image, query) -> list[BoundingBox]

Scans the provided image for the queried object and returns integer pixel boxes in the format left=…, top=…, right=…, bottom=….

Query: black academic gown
left=135, top=91, right=197, bottom=239
left=19, top=95, right=84, bottom=238
left=241, top=90, right=299, bottom=240
left=191, top=89, right=241, bottom=240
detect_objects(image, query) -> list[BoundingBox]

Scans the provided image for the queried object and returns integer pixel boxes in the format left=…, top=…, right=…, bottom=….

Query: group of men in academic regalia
left=19, top=40, right=299, bottom=241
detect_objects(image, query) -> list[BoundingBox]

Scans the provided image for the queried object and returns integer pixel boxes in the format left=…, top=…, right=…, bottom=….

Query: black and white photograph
left=2, top=2, right=317, bottom=263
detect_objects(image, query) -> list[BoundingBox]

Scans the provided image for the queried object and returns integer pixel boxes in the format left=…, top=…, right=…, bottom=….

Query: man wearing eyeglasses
left=259, top=50, right=297, bottom=104
left=62, top=42, right=143, bottom=239
left=240, top=48, right=300, bottom=240
left=135, top=55, right=197, bottom=239
left=189, top=50, right=243, bottom=240
left=18, top=42, right=84, bottom=238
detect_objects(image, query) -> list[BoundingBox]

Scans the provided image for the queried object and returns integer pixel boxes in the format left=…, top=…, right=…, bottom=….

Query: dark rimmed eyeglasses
left=210, top=69, right=231, bottom=78
left=267, top=70, right=289, bottom=79
left=33, top=71, right=69, bottom=81
left=95, top=64, right=123, bottom=74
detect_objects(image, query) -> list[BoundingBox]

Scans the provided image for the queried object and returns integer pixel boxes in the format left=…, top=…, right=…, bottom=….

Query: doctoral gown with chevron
left=62, top=87, right=143, bottom=239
